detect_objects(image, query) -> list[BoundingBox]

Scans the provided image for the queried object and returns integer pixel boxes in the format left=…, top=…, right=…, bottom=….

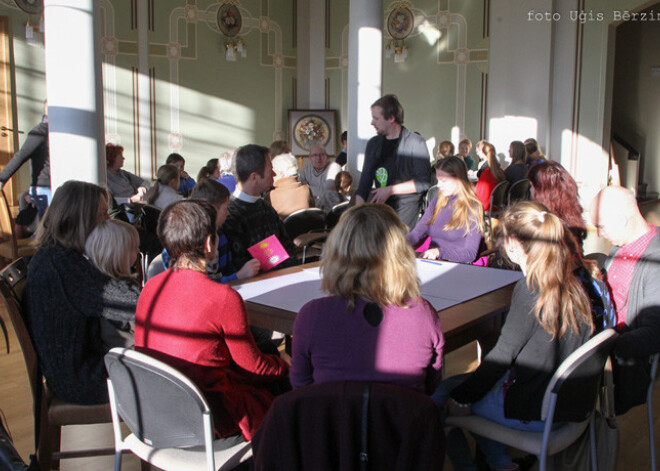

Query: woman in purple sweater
left=290, top=204, right=445, bottom=394
left=407, top=156, right=485, bottom=263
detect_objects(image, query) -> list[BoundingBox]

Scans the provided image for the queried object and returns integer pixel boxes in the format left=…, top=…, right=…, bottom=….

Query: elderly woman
left=407, top=156, right=484, bottom=263
left=105, top=143, right=149, bottom=203
left=291, top=204, right=445, bottom=394
left=135, top=200, right=288, bottom=441
left=27, top=181, right=140, bottom=404
left=266, top=152, right=314, bottom=219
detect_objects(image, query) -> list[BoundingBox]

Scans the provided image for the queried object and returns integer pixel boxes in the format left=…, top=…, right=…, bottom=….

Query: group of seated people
left=18, top=132, right=660, bottom=469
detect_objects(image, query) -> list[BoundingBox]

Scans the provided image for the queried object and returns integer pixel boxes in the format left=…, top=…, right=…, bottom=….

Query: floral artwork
left=294, top=116, right=330, bottom=150
left=217, top=4, right=242, bottom=37
left=387, top=7, right=414, bottom=40
left=288, top=110, right=337, bottom=156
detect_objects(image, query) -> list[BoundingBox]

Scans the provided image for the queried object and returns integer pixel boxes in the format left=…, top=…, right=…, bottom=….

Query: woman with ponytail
left=433, top=201, right=605, bottom=471
left=146, top=164, right=182, bottom=210
left=406, top=156, right=485, bottom=263
left=475, top=142, right=505, bottom=211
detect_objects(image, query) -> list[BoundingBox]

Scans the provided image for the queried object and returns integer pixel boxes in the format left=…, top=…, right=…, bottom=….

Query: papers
left=233, top=260, right=523, bottom=313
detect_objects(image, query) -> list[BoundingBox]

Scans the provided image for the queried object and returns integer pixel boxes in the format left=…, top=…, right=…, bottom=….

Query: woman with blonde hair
left=406, top=156, right=484, bottom=263
left=434, top=201, right=606, bottom=471
left=475, top=142, right=505, bottom=211
left=85, top=219, right=141, bottom=348
left=291, top=204, right=444, bottom=393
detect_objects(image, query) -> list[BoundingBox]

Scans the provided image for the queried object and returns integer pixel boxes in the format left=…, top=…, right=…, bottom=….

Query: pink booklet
left=247, top=234, right=290, bottom=271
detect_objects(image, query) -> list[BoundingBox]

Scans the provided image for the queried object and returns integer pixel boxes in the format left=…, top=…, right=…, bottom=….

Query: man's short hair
left=166, top=152, right=185, bottom=165
left=340, top=131, right=347, bottom=143
left=235, top=144, right=269, bottom=183
left=371, top=94, right=404, bottom=125
left=191, top=179, right=230, bottom=206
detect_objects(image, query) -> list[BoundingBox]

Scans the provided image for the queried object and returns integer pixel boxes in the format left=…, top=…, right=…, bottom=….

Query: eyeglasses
left=310, top=153, right=325, bottom=158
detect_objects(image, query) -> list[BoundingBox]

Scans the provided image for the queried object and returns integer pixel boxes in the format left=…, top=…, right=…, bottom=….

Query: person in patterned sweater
left=223, top=144, right=298, bottom=270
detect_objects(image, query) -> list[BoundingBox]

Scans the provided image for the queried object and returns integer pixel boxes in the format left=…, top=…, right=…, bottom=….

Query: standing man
left=0, top=101, right=50, bottom=217
left=591, top=185, right=660, bottom=413
left=355, top=95, right=431, bottom=228
left=299, top=143, right=341, bottom=204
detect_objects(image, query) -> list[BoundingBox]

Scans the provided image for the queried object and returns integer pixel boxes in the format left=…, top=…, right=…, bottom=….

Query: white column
left=296, top=0, right=325, bottom=109
left=347, top=0, right=382, bottom=180
left=44, top=0, right=105, bottom=190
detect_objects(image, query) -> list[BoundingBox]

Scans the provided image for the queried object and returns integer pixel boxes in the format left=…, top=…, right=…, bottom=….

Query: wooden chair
left=0, top=258, right=114, bottom=470
left=0, top=189, right=36, bottom=261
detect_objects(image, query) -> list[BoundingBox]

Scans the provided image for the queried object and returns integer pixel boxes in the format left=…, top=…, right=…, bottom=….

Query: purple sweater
left=291, top=296, right=444, bottom=394
left=406, top=194, right=481, bottom=263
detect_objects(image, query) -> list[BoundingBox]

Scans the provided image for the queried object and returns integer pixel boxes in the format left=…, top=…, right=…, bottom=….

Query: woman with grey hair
left=266, top=152, right=315, bottom=219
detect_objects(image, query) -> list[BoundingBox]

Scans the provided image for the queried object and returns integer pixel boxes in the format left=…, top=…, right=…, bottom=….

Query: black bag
left=0, top=413, right=28, bottom=471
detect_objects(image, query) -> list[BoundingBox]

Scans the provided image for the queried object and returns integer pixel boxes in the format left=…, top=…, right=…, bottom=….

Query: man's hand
left=369, top=186, right=393, bottom=204
left=421, top=248, right=440, bottom=260
left=236, top=259, right=261, bottom=280
left=181, top=170, right=190, bottom=179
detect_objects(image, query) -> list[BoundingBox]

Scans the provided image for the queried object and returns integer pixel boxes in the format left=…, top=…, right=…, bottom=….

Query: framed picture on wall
left=288, top=110, right=337, bottom=157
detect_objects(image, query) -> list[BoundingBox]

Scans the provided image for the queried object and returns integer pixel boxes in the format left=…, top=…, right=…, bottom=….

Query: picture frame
left=288, top=110, right=337, bottom=157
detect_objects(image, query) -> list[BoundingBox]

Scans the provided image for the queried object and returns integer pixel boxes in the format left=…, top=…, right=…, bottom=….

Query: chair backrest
left=488, top=180, right=509, bottom=216
left=325, top=201, right=350, bottom=230
left=253, top=381, right=445, bottom=471
left=507, top=179, right=531, bottom=206
left=541, top=328, right=619, bottom=422
left=0, top=189, right=19, bottom=259
left=283, top=208, right=326, bottom=240
left=104, top=348, right=212, bottom=449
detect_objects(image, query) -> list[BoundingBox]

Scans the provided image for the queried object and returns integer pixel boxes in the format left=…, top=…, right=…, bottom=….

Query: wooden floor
left=0, top=305, right=658, bottom=470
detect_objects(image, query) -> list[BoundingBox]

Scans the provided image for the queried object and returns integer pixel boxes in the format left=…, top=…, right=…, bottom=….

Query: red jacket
left=135, top=269, right=288, bottom=440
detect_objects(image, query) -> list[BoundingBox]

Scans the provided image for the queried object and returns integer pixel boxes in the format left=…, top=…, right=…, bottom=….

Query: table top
left=235, top=261, right=517, bottom=354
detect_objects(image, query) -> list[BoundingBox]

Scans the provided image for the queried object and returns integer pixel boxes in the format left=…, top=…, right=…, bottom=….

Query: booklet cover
left=247, top=234, right=290, bottom=271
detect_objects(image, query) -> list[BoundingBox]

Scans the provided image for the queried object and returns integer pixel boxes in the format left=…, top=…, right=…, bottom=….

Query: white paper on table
left=416, top=259, right=523, bottom=301
left=233, top=269, right=320, bottom=302
left=233, top=259, right=522, bottom=314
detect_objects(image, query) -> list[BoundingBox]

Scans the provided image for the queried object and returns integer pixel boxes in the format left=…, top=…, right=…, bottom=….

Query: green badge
left=375, top=167, right=388, bottom=188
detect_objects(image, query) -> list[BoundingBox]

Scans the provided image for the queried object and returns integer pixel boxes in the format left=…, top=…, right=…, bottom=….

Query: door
left=0, top=16, right=18, bottom=207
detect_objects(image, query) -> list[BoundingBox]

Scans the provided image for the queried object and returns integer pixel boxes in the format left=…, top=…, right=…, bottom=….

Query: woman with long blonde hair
left=433, top=201, right=606, bottom=471
left=475, top=142, right=505, bottom=211
left=291, top=204, right=444, bottom=393
left=407, top=156, right=484, bottom=263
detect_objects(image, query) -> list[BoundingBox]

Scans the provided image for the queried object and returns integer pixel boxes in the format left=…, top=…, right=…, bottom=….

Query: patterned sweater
left=223, top=197, right=298, bottom=269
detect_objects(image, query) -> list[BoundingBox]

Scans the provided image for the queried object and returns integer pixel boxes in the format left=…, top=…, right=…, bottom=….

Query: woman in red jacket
left=135, top=200, right=288, bottom=443
left=474, top=142, right=505, bottom=211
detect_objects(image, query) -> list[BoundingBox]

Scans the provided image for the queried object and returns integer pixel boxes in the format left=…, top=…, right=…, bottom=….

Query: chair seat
left=446, top=415, right=589, bottom=456
left=48, top=396, right=112, bottom=426
left=124, top=433, right=252, bottom=471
